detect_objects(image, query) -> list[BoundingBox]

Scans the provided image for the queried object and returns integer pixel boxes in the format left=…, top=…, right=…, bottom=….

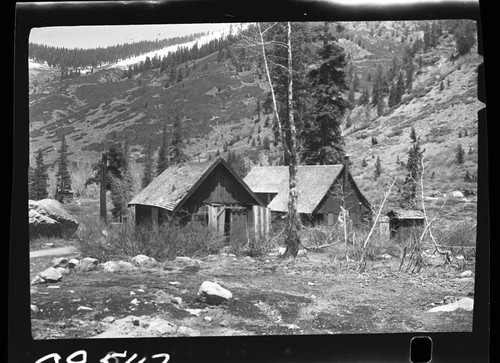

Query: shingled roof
left=387, top=209, right=425, bottom=219
left=128, top=157, right=259, bottom=212
left=244, top=165, right=345, bottom=214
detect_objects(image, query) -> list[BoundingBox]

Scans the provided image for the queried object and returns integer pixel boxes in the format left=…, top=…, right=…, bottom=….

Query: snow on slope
left=107, top=23, right=248, bottom=70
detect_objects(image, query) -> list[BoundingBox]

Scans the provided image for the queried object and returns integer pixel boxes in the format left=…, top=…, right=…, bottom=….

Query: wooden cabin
left=386, top=209, right=425, bottom=238
left=128, top=157, right=270, bottom=245
left=244, top=156, right=372, bottom=228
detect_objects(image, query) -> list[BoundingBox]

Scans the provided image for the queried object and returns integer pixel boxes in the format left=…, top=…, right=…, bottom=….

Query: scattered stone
left=68, top=258, right=80, bottom=269
left=174, top=256, right=202, bottom=267
left=131, top=298, right=139, bottom=305
left=55, top=266, right=69, bottom=275
left=168, top=281, right=181, bottom=286
left=307, top=282, right=315, bottom=286
left=284, top=323, right=300, bottom=330
left=77, top=306, right=93, bottom=311
left=103, top=260, right=136, bottom=273
left=197, top=281, right=232, bottom=305
left=52, top=257, right=69, bottom=268
left=186, top=308, right=203, bottom=316
left=177, top=326, right=201, bottom=337
left=450, top=190, right=464, bottom=199
left=38, top=266, right=63, bottom=283
left=204, top=316, right=213, bottom=322
left=219, top=320, right=228, bottom=327
left=102, top=316, right=116, bottom=323
left=170, top=297, right=182, bottom=305
left=31, top=275, right=45, bottom=285
left=428, top=297, right=474, bottom=312
left=153, top=290, right=172, bottom=304
left=29, top=199, right=79, bottom=238
left=131, top=254, right=158, bottom=268
left=31, top=304, right=39, bottom=313
left=459, top=270, right=473, bottom=278
left=148, top=319, right=177, bottom=335
left=77, top=257, right=99, bottom=272
left=47, top=285, right=61, bottom=289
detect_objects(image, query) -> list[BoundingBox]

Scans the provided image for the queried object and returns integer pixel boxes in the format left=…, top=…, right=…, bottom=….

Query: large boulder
left=197, top=281, right=232, bottom=305
left=29, top=199, right=79, bottom=238
left=131, top=254, right=158, bottom=268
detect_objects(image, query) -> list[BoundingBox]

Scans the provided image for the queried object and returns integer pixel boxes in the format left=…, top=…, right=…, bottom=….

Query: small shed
left=244, top=156, right=372, bottom=227
left=386, top=209, right=425, bottom=238
left=128, top=157, right=270, bottom=244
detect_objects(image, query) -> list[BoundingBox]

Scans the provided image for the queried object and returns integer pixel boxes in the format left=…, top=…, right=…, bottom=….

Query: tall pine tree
left=301, top=22, right=349, bottom=165
left=156, top=121, right=170, bottom=176
left=169, top=113, right=188, bottom=165
left=55, top=134, right=72, bottom=203
left=141, top=137, right=154, bottom=188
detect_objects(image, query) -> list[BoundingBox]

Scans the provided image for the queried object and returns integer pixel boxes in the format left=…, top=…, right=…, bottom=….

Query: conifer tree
left=400, top=135, right=425, bottom=209
left=301, top=22, right=349, bottom=165
left=169, top=113, right=188, bottom=165
left=455, top=143, right=465, bottom=164
left=141, top=138, right=154, bottom=189
left=156, top=122, right=170, bottom=176
left=55, top=134, right=72, bottom=203
left=29, top=148, right=49, bottom=200
left=373, top=156, right=382, bottom=180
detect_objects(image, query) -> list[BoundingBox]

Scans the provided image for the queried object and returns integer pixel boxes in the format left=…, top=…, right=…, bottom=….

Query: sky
left=29, top=23, right=237, bottom=49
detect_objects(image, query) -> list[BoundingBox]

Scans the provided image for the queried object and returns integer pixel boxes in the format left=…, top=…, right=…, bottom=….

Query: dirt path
left=30, top=246, right=79, bottom=259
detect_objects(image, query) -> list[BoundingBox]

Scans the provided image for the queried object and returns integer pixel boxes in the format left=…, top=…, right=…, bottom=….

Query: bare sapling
left=358, top=178, right=396, bottom=272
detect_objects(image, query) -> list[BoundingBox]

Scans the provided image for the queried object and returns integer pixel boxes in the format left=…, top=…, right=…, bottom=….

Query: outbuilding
left=128, top=157, right=270, bottom=244
left=386, top=208, right=425, bottom=238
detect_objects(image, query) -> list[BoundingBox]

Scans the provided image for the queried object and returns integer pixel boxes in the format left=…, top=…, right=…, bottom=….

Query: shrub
left=76, top=217, right=225, bottom=262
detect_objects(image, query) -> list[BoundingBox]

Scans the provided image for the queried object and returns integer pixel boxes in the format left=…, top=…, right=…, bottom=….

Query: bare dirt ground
left=30, top=248, right=475, bottom=339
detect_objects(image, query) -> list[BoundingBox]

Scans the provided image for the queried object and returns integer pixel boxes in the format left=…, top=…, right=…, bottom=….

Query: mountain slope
left=28, top=20, right=483, bottom=224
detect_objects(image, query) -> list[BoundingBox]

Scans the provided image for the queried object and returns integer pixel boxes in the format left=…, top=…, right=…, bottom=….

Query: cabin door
left=228, top=207, right=247, bottom=245
left=207, top=204, right=226, bottom=238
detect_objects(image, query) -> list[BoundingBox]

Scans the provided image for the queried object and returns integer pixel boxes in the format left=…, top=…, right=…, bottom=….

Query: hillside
left=28, top=20, right=483, bottom=226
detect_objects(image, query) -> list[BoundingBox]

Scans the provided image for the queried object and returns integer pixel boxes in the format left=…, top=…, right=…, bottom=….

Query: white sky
left=29, top=23, right=238, bottom=49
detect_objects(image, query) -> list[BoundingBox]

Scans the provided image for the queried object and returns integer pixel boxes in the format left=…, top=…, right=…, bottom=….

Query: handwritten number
left=152, top=353, right=170, bottom=363
left=34, top=353, right=62, bottom=363
left=67, top=350, right=87, bottom=363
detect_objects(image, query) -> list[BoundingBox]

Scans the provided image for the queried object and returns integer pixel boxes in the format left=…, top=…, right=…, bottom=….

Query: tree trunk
left=283, top=22, right=301, bottom=259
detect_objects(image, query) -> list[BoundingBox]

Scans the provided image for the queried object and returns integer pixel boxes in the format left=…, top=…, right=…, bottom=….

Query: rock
left=154, top=290, right=172, bottom=304
left=52, top=257, right=69, bottom=268
left=39, top=266, right=63, bottom=283
left=31, top=304, right=39, bottom=313
left=102, top=316, right=116, bottom=323
left=28, top=199, right=79, bottom=238
left=197, top=281, right=232, bottom=305
left=186, top=308, right=203, bottom=316
left=77, top=257, right=99, bottom=272
left=174, top=256, right=202, bottom=267
left=204, top=316, right=213, bottom=322
left=450, top=191, right=464, bottom=199
left=428, top=297, right=474, bottom=312
left=55, top=266, right=69, bottom=275
left=459, top=270, right=473, bottom=278
left=148, top=318, right=177, bottom=336
left=68, top=258, right=80, bottom=269
left=103, top=260, right=136, bottom=273
left=131, top=254, right=158, bottom=268
left=177, top=326, right=201, bottom=337
left=77, top=306, right=93, bottom=311
left=170, top=297, right=183, bottom=305
left=30, top=275, right=45, bottom=285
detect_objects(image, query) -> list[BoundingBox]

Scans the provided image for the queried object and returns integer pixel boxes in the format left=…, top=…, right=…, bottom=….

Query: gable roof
left=128, top=157, right=262, bottom=212
left=387, top=209, right=425, bottom=220
left=244, top=165, right=346, bottom=214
